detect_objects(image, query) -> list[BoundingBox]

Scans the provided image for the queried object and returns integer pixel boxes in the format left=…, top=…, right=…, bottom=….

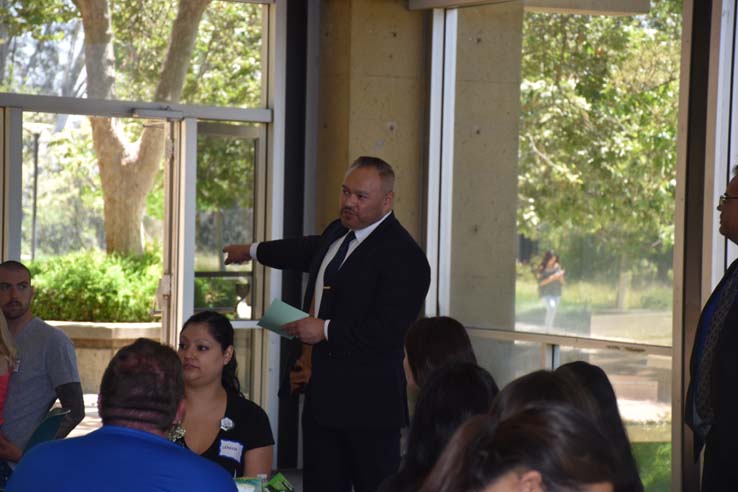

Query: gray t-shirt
left=3, top=317, right=80, bottom=449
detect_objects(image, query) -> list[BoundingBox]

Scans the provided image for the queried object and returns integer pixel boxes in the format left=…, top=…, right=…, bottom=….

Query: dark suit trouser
left=302, top=398, right=400, bottom=492
left=702, top=426, right=738, bottom=491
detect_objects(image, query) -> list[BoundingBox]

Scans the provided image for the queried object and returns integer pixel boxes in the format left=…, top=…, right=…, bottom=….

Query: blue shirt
left=7, top=425, right=237, bottom=492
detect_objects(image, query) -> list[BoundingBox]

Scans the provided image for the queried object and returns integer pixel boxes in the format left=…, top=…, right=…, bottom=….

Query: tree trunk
left=615, top=253, right=631, bottom=310
left=74, top=0, right=212, bottom=254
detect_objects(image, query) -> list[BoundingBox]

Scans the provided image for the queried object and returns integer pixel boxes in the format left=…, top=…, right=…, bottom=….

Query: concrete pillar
left=449, top=2, right=523, bottom=329
left=316, top=0, right=430, bottom=240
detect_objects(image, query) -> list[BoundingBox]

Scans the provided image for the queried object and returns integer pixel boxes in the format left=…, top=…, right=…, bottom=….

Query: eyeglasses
left=720, top=193, right=738, bottom=207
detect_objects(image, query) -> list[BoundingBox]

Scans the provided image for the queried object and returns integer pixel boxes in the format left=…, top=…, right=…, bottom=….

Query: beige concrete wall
left=316, top=0, right=430, bottom=241
left=449, top=3, right=523, bottom=329
left=53, top=321, right=161, bottom=394
left=316, top=1, right=522, bottom=329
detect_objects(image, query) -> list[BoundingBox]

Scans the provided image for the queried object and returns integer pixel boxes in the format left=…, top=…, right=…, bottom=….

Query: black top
left=184, top=392, right=274, bottom=477
left=538, top=265, right=563, bottom=297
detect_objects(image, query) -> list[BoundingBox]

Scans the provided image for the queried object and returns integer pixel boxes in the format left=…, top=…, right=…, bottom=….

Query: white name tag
left=219, top=439, right=244, bottom=462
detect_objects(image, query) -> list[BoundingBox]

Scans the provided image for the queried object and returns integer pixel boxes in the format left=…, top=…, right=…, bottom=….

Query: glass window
left=438, top=0, right=680, bottom=485
left=21, top=111, right=168, bottom=395
left=194, top=121, right=262, bottom=319
left=21, top=112, right=166, bottom=323
left=559, top=347, right=672, bottom=491
left=515, top=0, right=680, bottom=345
left=446, top=1, right=680, bottom=346
left=468, top=332, right=546, bottom=387
left=0, top=0, right=265, bottom=107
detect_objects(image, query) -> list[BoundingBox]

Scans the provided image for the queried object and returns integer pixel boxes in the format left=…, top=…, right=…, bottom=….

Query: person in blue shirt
left=7, top=338, right=236, bottom=492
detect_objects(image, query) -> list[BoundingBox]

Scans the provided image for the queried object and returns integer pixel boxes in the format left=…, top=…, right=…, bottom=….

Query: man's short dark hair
left=98, top=338, right=184, bottom=432
left=349, top=156, right=395, bottom=193
left=0, top=261, right=31, bottom=280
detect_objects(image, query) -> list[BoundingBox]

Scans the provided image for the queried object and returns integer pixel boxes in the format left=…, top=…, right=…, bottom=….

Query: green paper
left=257, top=299, right=307, bottom=339
left=265, top=473, right=295, bottom=492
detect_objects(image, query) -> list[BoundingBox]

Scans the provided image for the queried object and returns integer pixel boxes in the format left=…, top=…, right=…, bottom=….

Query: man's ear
left=383, top=190, right=395, bottom=211
left=518, top=470, right=543, bottom=492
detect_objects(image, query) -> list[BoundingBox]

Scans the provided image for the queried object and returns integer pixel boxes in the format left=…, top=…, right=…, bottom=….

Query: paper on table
left=257, top=299, right=307, bottom=339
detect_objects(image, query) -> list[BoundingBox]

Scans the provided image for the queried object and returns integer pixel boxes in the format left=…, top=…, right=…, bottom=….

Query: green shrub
left=194, top=277, right=238, bottom=309
left=29, top=251, right=161, bottom=322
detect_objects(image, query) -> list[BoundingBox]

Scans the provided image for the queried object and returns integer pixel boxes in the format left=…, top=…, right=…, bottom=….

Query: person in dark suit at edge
left=686, top=168, right=738, bottom=490
left=223, top=156, right=431, bottom=492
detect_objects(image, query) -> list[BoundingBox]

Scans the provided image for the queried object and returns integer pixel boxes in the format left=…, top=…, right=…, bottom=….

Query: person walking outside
left=536, top=250, right=565, bottom=330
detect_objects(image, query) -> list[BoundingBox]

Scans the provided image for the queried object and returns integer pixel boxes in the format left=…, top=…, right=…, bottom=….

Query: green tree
left=518, top=0, right=681, bottom=298
left=0, top=1, right=82, bottom=96
left=1, top=0, right=262, bottom=255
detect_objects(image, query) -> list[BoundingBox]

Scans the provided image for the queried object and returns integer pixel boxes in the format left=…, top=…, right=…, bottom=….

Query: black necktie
left=323, top=231, right=356, bottom=287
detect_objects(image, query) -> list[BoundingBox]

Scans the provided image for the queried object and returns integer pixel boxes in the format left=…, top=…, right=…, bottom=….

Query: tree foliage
left=0, top=0, right=82, bottom=96
left=1, top=0, right=263, bottom=255
left=518, top=0, right=681, bottom=277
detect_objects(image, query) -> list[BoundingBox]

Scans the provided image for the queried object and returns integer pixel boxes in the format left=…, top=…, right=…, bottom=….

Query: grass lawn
left=515, top=275, right=672, bottom=313
left=632, top=441, right=672, bottom=492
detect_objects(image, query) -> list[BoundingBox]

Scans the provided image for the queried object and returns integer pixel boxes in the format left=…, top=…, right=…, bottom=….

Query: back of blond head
left=0, top=313, right=17, bottom=370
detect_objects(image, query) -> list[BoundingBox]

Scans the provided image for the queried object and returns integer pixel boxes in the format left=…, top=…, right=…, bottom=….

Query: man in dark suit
left=686, top=171, right=738, bottom=490
left=223, top=156, right=431, bottom=492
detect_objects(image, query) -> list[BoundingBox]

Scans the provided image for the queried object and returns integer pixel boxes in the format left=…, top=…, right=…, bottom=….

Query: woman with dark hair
left=489, top=369, right=598, bottom=422
left=404, top=316, right=477, bottom=390
left=178, top=311, right=273, bottom=477
left=536, top=250, right=565, bottom=329
left=556, top=361, right=644, bottom=492
left=419, top=404, right=616, bottom=492
left=380, top=363, right=499, bottom=492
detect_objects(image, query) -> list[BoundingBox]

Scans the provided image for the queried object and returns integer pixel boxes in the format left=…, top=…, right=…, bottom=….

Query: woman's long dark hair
left=418, top=404, right=617, bottom=492
left=181, top=310, right=241, bottom=396
left=405, top=316, right=477, bottom=388
left=382, top=363, right=498, bottom=492
left=556, top=361, right=644, bottom=492
left=489, top=369, right=598, bottom=423
left=538, top=249, right=558, bottom=273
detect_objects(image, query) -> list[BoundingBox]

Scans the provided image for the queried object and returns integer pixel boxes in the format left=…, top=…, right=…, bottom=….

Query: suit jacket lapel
left=336, top=213, right=397, bottom=276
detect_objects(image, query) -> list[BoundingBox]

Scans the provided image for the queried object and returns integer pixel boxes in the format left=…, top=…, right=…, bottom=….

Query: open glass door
left=191, top=120, right=267, bottom=400
left=4, top=110, right=175, bottom=398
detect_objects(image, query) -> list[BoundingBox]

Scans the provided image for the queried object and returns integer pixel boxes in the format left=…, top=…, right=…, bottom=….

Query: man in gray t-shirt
left=0, top=261, right=84, bottom=463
